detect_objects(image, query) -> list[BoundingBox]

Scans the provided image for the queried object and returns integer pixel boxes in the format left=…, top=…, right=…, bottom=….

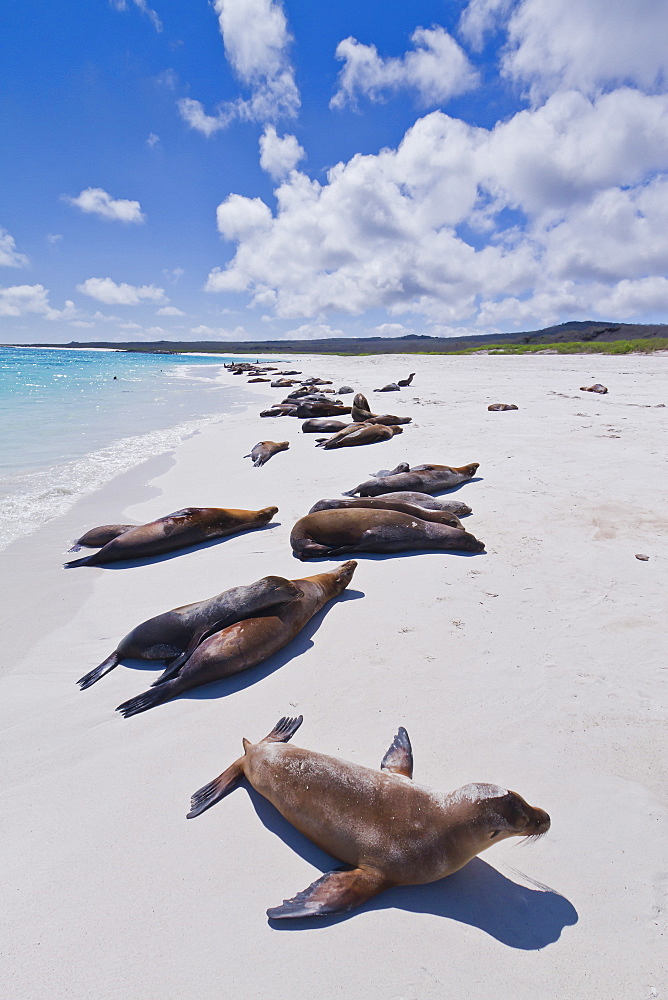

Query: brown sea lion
left=397, top=373, right=415, bottom=387
left=351, top=393, right=375, bottom=421
left=116, top=561, right=357, bottom=717
left=374, top=383, right=400, bottom=392
left=343, top=463, right=479, bottom=497
left=316, top=424, right=403, bottom=449
left=310, top=493, right=472, bottom=517
left=580, top=384, right=608, bottom=393
left=301, top=377, right=333, bottom=386
left=270, top=379, right=301, bottom=388
left=366, top=413, right=412, bottom=425
left=260, top=405, right=298, bottom=417
left=307, top=497, right=463, bottom=528
left=187, top=718, right=550, bottom=919
left=244, top=441, right=290, bottom=467
left=64, top=506, right=279, bottom=568
left=301, top=418, right=350, bottom=434
left=77, top=575, right=303, bottom=689
left=488, top=403, right=518, bottom=411
left=290, top=508, right=483, bottom=559
left=247, top=377, right=272, bottom=383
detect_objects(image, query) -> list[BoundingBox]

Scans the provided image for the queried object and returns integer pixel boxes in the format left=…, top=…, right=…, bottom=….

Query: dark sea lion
left=116, top=562, right=357, bottom=717
left=284, top=393, right=339, bottom=405
left=64, top=506, right=279, bottom=568
left=307, top=497, right=463, bottom=528
left=260, top=405, right=298, bottom=417
left=315, top=424, right=403, bottom=449
left=397, top=373, right=415, bottom=387
left=290, top=508, right=483, bottom=559
left=366, top=413, right=412, bottom=425
left=295, top=402, right=352, bottom=418
left=77, top=575, right=303, bottom=689
left=69, top=524, right=136, bottom=552
left=280, top=370, right=302, bottom=376
left=343, top=463, right=479, bottom=497
left=580, top=384, right=608, bottom=393
left=351, top=393, right=374, bottom=421
left=301, top=377, right=333, bottom=386
left=271, top=378, right=300, bottom=388
left=188, top=718, right=550, bottom=919
left=244, top=441, right=290, bottom=467
left=370, top=463, right=410, bottom=478
left=310, top=493, right=472, bottom=517
left=338, top=385, right=354, bottom=394
left=374, top=383, right=400, bottom=392
left=301, top=418, right=350, bottom=434
left=488, top=403, right=518, bottom=411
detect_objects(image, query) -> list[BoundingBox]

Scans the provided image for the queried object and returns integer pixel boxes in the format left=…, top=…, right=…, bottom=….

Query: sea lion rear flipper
left=77, top=652, right=120, bottom=690
left=267, top=867, right=388, bottom=919
left=380, top=726, right=413, bottom=778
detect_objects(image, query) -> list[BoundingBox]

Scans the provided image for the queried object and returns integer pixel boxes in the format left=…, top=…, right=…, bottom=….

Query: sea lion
left=375, top=383, right=400, bottom=392
left=338, top=386, right=354, bottom=394
left=271, top=379, right=300, bottom=388
left=116, top=561, right=357, bottom=717
left=280, top=370, right=302, bottom=376
left=187, top=717, right=550, bottom=919
left=64, top=506, right=279, bottom=568
left=316, top=424, right=403, bottom=450
left=370, top=463, right=410, bottom=477
left=77, top=575, right=303, bottom=689
left=301, top=418, right=350, bottom=434
left=295, top=402, right=352, bottom=418
left=366, top=413, right=412, bottom=426
left=307, top=497, right=463, bottom=528
left=488, top=403, right=518, bottom=411
left=351, top=393, right=374, bottom=421
left=244, top=441, right=290, bottom=467
left=260, top=405, right=298, bottom=417
left=247, top=377, right=271, bottom=383
left=284, top=393, right=340, bottom=405
left=580, top=384, right=608, bottom=394
left=310, top=493, right=472, bottom=517
left=301, top=377, right=333, bottom=386
left=290, top=508, right=483, bottom=559
left=397, top=373, right=415, bottom=387
left=343, top=464, right=479, bottom=497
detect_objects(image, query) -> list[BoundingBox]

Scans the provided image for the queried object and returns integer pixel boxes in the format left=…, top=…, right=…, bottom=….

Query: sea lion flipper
left=77, top=652, right=120, bottom=690
left=267, top=867, right=387, bottom=920
left=380, top=726, right=413, bottom=778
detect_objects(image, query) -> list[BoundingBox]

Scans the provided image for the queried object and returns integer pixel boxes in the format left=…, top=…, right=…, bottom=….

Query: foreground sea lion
left=343, top=463, right=479, bottom=497
left=116, top=561, right=357, bottom=717
left=310, top=493, right=472, bottom=517
left=290, top=508, right=483, bottom=559
left=316, top=424, right=403, bottom=449
left=295, top=402, right=352, bottom=418
left=307, top=496, right=463, bottom=528
left=244, top=441, right=290, bottom=467
left=580, top=383, right=608, bottom=394
left=187, top=717, right=550, bottom=919
left=64, top=506, right=278, bottom=568
left=301, top=418, right=350, bottom=433
left=488, top=403, right=518, bottom=411
left=77, top=575, right=303, bottom=689
left=260, top=405, right=298, bottom=417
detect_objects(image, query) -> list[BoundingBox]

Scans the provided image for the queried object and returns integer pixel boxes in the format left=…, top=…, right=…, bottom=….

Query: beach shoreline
left=1, top=353, right=665, bottom=998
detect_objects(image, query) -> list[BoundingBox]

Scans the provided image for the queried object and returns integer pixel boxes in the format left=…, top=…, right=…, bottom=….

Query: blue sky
left=2, top=0, right=668, bottom=343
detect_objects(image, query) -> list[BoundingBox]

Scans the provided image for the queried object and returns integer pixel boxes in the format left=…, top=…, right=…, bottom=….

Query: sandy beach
left=0, top=352, right=665, bottom=998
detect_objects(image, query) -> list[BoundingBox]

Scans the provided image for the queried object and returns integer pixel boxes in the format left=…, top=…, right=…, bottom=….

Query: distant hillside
left=20, top=320, right=668, bottom=355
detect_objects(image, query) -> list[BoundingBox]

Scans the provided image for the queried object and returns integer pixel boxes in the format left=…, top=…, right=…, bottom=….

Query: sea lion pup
left=77, top=575, right=303, bottom=689
left=343, top=463, right=480, bottom=498
left=374, top=383, right=400, bottom=392
left=187, top=718, right=550, bottom=919
left=244, top=441, right=290, bottom=467
left=260, top=405, right=298, bottom=417
left=290, top=508, right=483, bottom=559
left=307, top=497, right=463, bottom=528
left=116, top=561, right=357, bottom=718
left=311, top=493, right=472, bottom=517
left=397, top=373, right=415, bottom=387
left=580, top=383, right=608, bottom=394
left=370, top=463, right=410, bottom=477
left=64, top=506, right=279, bottom=568
left=316, top=424, right=403, bottom=450
left=488, top=403, right=518, bottom=411
left=301, top=418, right=350, bottom=434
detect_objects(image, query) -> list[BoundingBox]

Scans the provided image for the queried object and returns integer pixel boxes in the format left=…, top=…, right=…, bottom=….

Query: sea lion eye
left=490, top=830, right=500, bottom=839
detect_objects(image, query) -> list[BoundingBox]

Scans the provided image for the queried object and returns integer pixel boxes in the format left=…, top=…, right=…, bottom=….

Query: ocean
left=0, top=346, right=264, bottom=549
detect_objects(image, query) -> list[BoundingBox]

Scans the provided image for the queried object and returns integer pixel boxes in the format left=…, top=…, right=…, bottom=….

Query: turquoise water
left=0, top=346, right=263, bottom=547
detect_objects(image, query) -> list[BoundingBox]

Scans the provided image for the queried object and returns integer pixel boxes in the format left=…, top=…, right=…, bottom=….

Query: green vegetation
left=416, top=338, right=668, bottom=356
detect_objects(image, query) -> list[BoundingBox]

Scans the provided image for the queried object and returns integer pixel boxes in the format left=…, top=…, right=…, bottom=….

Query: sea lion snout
left=259, top=506, right=279, bottom=520
left=335, top=559, right=358, bottom=587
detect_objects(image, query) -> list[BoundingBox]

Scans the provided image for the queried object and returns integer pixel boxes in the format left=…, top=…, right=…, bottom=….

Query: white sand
left=0, top=353, right=665, bottom=998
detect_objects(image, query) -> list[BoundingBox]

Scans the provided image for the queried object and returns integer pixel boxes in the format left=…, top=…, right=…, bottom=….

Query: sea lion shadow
left=181, top=588, right=365, bottom=702
left=300, top=549, right=486, bottom=563
left=99, top=523, right=281, bottom=569
left=251, top=793, right=577, bottom=946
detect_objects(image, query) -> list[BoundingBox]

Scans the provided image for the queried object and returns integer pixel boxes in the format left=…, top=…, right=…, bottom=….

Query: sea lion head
left=257, top=506, right=279, bottom=522
left=457, top=463, right=479, bottom=478
left=332, top=559, right=358, bottom=589
left=454, top=783, right=550, bottom=846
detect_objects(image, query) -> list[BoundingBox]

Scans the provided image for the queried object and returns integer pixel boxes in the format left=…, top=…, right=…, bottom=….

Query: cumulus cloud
left=179, top=0, right=300, bottom=134
left=259, top=126, right=305, bottom=178
left=110, top=0, right=162, bottom=33
left=283, top=323, right=346, bottom=340
left=0, top=284, right=75, bottom=319
left=189, top=323, right=248, bottom=339
left=77, top=277, right=167, bottom=305
left=156, top=305, right=185, bottom=316
left=331, top=26, right=479, bottom=109
left=0, top=228, right=29, bottom=268
left=206, top=85, right=668, bottom=328
left=64, top=188, right=146, bottom=224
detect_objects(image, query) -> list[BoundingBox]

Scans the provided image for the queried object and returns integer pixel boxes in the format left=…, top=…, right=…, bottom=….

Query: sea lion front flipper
left=380, top=726, right=413, bottom=778
left=267, top=867, right=388, bottom=920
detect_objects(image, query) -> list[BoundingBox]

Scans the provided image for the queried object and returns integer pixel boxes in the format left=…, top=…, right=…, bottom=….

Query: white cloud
left=146, top=132, right=161, bottom=148
left=283, top=323, right=346, bottom=340
left=46, top=233, right=63, bottom=245
left=110, top=0, right=162, bottom=33
left=0, top=229, right=29, bottom=268
left=64, top=188, right=146, bottom=224
left=156, top=305, right=185, bottom=316
left=458, top=0, right=513, bottom=51
left=205, top=85, right=668, bottom=329
left=259, top=126, right=305, bottom=178
left=189, top=324, right=248, bottom=339
left=77, top=277, right=167, bottom=305
left=331, top=27, right=479, bottom=109
left=179, top=0, right=300, bottom=134
left=0, top=284, right=75, bottom=319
